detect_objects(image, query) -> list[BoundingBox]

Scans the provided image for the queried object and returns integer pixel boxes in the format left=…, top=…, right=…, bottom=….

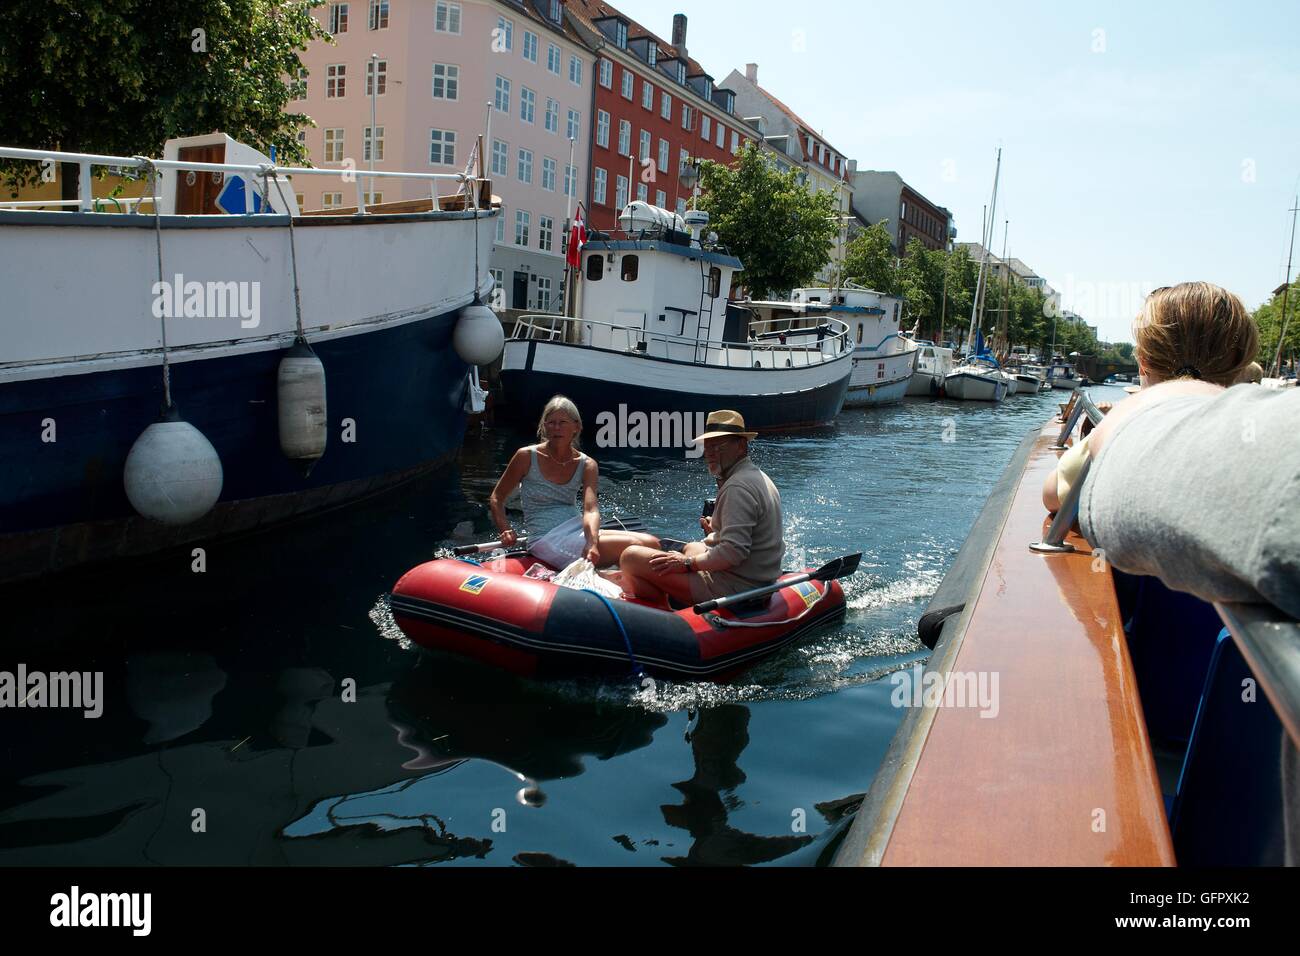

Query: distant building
left=723, top=63, right=854, bottom=283
left=851, top=171, right=952, bottom=254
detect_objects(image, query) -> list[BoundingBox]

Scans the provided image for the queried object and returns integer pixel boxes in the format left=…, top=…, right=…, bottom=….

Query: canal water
left=1, top=386, right=1121, bottom=866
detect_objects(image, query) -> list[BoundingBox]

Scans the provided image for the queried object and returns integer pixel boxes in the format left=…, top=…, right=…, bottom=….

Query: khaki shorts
left=687, top=568, right=763, bottom=604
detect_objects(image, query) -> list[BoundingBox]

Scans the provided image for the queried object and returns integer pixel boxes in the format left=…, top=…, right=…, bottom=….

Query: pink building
left=296, top=0, right=594, bottom=312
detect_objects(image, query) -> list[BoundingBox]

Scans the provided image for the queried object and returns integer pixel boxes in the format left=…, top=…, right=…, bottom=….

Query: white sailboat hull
left=945, top=368, right=1008, bottom=402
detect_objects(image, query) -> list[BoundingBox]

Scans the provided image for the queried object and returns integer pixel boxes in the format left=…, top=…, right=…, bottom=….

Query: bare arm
left=488, top=448, right=531, bottom=546
left=581, top=457, right=601, bottom=562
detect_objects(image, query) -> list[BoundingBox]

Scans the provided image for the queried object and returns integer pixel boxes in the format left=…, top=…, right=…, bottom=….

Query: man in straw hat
left=619, top=410, right=784, bottom=606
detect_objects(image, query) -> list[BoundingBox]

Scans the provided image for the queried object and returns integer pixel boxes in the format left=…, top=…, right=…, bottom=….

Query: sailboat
left=945, top=149, right=1008, bottom=402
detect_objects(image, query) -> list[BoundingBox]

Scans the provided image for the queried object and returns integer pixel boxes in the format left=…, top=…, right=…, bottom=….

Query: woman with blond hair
left=1044, top=281, right=1259, bottom=512
left=488, top=395, right=659, bottom=568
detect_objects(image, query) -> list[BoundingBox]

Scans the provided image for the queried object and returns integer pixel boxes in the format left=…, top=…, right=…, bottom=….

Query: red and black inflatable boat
left=390, top=553, right=849, bottom=681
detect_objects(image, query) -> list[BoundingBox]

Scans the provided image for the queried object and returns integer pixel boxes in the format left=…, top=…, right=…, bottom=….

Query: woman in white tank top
left=488, top=395, right=659, bottom=568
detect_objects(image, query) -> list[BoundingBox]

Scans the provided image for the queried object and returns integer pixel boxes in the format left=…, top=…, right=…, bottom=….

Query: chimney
left=672, top=14, right=688, bottom=56
left=745, top=63, right=758, bottom=84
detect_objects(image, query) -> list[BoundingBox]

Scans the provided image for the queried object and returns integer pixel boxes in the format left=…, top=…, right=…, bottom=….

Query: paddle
left=691, top=553, right=862, bottom=614
left=453, top=516, right=649, bottom=556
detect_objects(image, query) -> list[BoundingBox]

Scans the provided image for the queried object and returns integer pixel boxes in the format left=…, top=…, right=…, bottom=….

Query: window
left=715, top=123, right=725, bottom=148
left=495, top=215, right=505, bottom=242
left=637, top=182, right=648, bottom=202
left=429, top=129, right=455, bottom=165
left=701, top=115, right=711, bottom=141
left=432, top=64, right=459, bottom=100
left=489, top=268, right=504, bottom=308
left=523, top=30, right=538, bottom=63
left=326, top=64, right=346, bottom=98
left=707, top=267, right=721, bottom=297
left=496, top=16, right=513, bottom=51
left=596, top=110, right=609, bottom=148
left=435, top=1, right=461, bottom=33
left=547, top=43, right=561, bottom=75
left=363, top=125, right=384, bottom=161
left=676, top=62, right=685, bottom=84
left=647, top=44, right=657, bottom=67
left=322, top=192, right=343, bottom=209
left=660, top=91, right=671, bottom=120
left=295, top=67, right=308, bottom=99
left=614, top=20, right=628, bottom=48
left=517, top=148, right=533, bottom=184
left=363, top=191, right=384, bottom=205
left=615, top=175, right=628, bottom=210
left=621, top=255, right=639, bottom=281
left=638, top=130, right=650, bottom=162
left=538, top=216, right=553, bottom=251
left=297, top=130, right=307, bottom=146
left=594, top=167, right=607, bottom=204
left=655, top=188, right=666, bottom=208
left=682, top=104, right=692, bottom=130
left=329, top=3, right=349, bottom=34
left=566, top=109, right=580, bottom=142
left=548, top=0, right=562, bottom=23
left=569, top=56, right=582, bottom=85
left=542, top=156, right=556, bottom=191
left=295, top=192, right=305, bottom=207
left=491, top=139, right=508, bottom=176
left=537, top=276, right=553, bottom=310
left=657, top=138, right=669, bottom=173
left=621, top=69, right=634, bottom=99
left=731, top=130, right=739, bottom=154
left=642, top=81, right=654, bottom=110
left=324, top=128, right=344, bottom=162
left=598, top=58, right=612, bottom=87
left=564, top=164, right=576, bottom=197
left=520, top=87, right=535, bottom=123
left=679, top=147, right=690, bottom=169
left=617, top=120, right=631, bottom=156
left=494, top=75, right=510, bottom=112
left=675, top=197, right=687, bottom=216
left=515, top=210, right=530, bottom=246
left=365, top=59, right=387, bottom=96
left=586, top=255, right=603, bottom=281
left=368, top=0, right=388, bottom=30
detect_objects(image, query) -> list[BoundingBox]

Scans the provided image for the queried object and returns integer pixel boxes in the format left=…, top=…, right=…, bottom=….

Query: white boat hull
left=945, top=369, right=1008, bottom=402
left=843, top=345, right=917, bottom=407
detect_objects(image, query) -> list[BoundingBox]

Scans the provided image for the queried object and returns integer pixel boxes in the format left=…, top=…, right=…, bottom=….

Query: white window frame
left=564, top=163, right=576, bottom=198
left=547, top=43, right=561, bottom=75
left=491, top=139, right=508, bottom=176
left=598, top=58, right=612, bottom=87
left=596, top=110, right=610, bottom=148
left=368, top=0, right=388, bottom=30
left=329, top=3, right=349, bottom=34
left=522, top=30, right=538, bottom=63
left=326, top=64, right=346, bottom=98
left=432, top=63, right=459, bottom=100
left=701, top=115, right=711, bottom=141
left=515, top=209, right=530, bottom=246
left=681, top=104, right=692, bottom=130
left=494, top=75, right=510, bottom=113
left=642, top=81, right=653, bottom=110
left=716, top=122, right=725, bottom=148
left=655, top=189, right=666, bottom=208
left=520, top=86, right=536, bottom=123
left=496, top=16, right=513, bottom=51
left=638, top=129, right=651, bottom=162
left=544, top=97, right=559, bottom=134
left=541, top=156, right=557, bottom=191
left=363, top=125, right=384, bottom=161
left=538, top=216, right=553, bottom=252
left=615, top=175, right=629, bottom=210
left=365, top=58, right=387, bottom=96
left=434, top=1, right=461, bottom=34
left=322, top=192, right=344, bottom=209
left=621, top=69, right=634, bottom=100
left=637, top=182, right=648, bottom=202
left=517, top=147, right=533, bottom=184
left=323, top=128, right=344, bottom=162
left=660, top=91, right=671, bottom=120
left=594, top=167, right=608, bottom=204
left=566, top=108, right=580, bottom=142
left=657, top=138, right=669, bottom=173
left=429, top=128, right=456, bottom=166
left=536, top=276, right=553, bottom=310
left=618, top=120, right=631, bottom=156
left=569, top=55, right=582, bottom=86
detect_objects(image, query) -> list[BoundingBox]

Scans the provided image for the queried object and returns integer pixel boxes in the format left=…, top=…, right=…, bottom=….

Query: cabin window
left=856, top=324, right=864, bottom=344
left=620, top=255, right=639, bottom=281
left=586, top=254, right=604, bottom=281
left=707, top=267, right=721, bottom=298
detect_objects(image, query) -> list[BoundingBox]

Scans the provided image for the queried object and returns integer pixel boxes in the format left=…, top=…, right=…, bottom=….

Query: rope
left=139, top=158, right=174, bottom=411
left=268, top=171, right=307, bottom=341
left=583, top=588, right=643, bottom=677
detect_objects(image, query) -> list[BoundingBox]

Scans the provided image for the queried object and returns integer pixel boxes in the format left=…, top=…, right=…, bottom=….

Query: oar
left=691, top=553, right=862, bottom=614
left=453, top=516, right=649, bottom=555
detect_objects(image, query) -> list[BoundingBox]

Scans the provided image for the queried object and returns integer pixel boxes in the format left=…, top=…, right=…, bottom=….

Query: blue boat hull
left=1, top=311, right=470, bottom=581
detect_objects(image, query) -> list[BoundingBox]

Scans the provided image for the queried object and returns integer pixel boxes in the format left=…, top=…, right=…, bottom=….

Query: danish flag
left=566, top=208, right=587, bottom=270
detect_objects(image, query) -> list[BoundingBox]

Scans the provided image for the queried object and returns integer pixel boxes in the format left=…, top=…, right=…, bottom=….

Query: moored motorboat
left=906, top=340, right=955, bottom=396
left=944, top=357, right=1008, bottom=402
left=389, top=551, right=849, bottom=681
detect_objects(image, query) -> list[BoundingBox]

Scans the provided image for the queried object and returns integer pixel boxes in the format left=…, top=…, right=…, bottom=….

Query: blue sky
left=612, top=0, right=1300, bottom=343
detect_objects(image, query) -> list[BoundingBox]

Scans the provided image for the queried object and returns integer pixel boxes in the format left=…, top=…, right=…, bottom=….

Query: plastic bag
left=553, top=558, right=623, bottom=599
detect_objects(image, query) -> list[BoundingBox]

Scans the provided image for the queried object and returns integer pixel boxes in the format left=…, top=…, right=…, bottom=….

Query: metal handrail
left=1052, top=391, right=1103, bottom=449
left=512, top=312, right=853, bottom=366
left=1032, top=390, right=1106, bottom=552
left=0, top=144, right=473, bottom=214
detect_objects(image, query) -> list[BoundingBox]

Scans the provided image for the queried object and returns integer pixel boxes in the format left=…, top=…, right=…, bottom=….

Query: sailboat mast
left=967, top=148, right=1002, bottom=353
left=997, top=219, right=1010, bottom=356
left=1272, top=197, right=1299, bottom=377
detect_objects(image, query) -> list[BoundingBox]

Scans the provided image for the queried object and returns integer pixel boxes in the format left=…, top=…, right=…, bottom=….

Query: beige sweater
left=704, top=456, right=785, bottom=588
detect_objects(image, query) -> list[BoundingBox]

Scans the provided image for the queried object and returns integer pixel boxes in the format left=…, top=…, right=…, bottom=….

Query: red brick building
left=565, top=4, right=755, bottom=231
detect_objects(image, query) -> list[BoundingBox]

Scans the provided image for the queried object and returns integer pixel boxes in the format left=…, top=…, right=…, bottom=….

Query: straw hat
left=691, top=409, right=759, bottom=444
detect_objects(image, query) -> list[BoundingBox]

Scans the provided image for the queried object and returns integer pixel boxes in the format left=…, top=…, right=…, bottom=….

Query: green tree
left=1252, top=281, right=1300, bottom=371
left=695, top=143, right=837, bottom=298
left=841, top=221, right=900, bottom=295
left=0, top=0, right=328, bottom=194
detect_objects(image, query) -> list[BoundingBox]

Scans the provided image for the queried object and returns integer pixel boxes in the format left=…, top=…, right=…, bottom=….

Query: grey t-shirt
left=1078, top=384, right=1300, bottom=619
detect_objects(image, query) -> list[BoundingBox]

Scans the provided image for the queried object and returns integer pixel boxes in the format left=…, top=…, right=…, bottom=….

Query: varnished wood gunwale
left=851, top=418, right=1175, bottom=866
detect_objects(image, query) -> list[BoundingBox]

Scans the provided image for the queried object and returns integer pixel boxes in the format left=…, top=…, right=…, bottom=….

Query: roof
left=731, top=70, right=849, bottom=162
left=498, top=0, right=590, bottom=46
left=566, top=0, right=714, bottom=83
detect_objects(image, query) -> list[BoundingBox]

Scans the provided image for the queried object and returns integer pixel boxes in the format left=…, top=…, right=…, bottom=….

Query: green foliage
left=696, top=143, right=838, bottom=298
left=841, top=222, right=899, bottom=295
left=0, top=0, right=328, bottom=188
left=1252, top=281, right=1300, bottom=370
